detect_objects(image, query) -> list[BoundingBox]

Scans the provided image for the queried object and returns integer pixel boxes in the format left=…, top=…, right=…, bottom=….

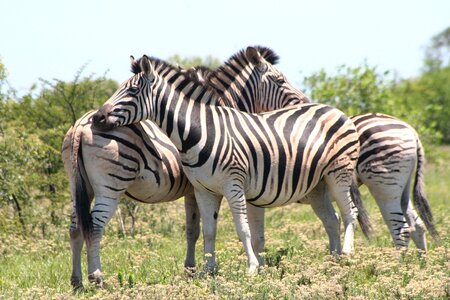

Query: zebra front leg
left=86, top=196, right=119, bottom=287
left=184, top=194, right=201, bottom=272
left=224, top=184, right=259, bottom=274
left=247, top=204, right=265, bottom=266
left=307, top=182, right=342, bottom=255
left=69, top=210, right=84, bottom=290
left=194, top=189, right=222, bottom=274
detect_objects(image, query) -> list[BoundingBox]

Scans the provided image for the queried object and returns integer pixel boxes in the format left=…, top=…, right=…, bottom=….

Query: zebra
left=92, top=54, right=372, bottom=273
left=62, top=46, right=320, bottom=288
left=192, top=62, right=439, bottom=251
left=61, top=110, right=196, bottom=288
left=349, top=113, right=438, bottom=249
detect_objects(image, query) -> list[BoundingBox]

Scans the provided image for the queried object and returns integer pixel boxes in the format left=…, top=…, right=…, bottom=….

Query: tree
left=303, top=27, right=450, bottom=145
left=0, top=64, right=119, bottom=235
left=424, top=26, right=450, bottom=72
left=302, top=64, right=393, bottom=116
left=5, top=67, right=118, bottom=155
left=0, top=126, right=65, bottom=235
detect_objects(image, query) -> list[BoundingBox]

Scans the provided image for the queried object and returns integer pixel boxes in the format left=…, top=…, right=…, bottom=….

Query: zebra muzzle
left=92, top=104, right=115, bottom=131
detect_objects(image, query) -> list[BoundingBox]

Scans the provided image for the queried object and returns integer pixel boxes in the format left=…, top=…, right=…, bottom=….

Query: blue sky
left=1, top=0, right=449, bottom=96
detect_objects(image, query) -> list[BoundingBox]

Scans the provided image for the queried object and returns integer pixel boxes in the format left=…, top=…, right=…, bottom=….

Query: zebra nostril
left=92, top=112, right=105, bottom=124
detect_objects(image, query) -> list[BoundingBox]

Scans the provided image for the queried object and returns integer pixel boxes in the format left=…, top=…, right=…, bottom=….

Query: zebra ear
left=140, top=55, right=156, bottom=81
left=246, top=47, right=268, bottom=72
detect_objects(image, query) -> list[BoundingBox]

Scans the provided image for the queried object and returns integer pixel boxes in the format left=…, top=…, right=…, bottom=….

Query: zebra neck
left=208, top=64, right=258, bottom=113
left=151, top=79, right=217, bottom=154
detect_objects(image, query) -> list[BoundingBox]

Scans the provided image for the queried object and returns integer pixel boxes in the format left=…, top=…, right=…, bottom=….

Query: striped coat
left=92, top=55, right=370, bottom=272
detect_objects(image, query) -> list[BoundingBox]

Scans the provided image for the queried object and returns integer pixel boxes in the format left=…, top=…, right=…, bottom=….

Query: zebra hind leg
left=86, top=196, right=119, bottom=287
left=405, top=205, right=427, bottom=251
left=368, top=184, right=410, bottom=249
left=70, top=209, right=85, bottom=291
left=402, top=185, right=427, bottom=251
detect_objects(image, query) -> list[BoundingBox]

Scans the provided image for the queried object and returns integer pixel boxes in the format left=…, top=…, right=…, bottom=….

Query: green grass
left=0, top=149, right=449, bottom=299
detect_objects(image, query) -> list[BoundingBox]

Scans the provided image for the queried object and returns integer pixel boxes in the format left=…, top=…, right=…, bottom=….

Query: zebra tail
left=413, top=137, right=439, bottom=240
left=73, top=134, right=93, bottom=244
left=351, top=179, right=373, bottom=239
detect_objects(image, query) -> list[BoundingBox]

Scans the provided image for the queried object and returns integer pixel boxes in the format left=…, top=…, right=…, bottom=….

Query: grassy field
left=0, top=148, right=449, bottom=299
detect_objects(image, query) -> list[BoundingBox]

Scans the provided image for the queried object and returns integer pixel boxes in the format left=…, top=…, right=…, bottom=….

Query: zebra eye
left=128, top=87, right=140, bottom=95
left=276, top=78, right=285, bottom=85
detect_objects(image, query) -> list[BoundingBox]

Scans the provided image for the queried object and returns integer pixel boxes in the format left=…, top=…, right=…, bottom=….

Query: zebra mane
left=252, top=46, right=280, bottom=65
left=131, top=55, right=228, bottom=106
left=210, top=45, right=279, bottom=82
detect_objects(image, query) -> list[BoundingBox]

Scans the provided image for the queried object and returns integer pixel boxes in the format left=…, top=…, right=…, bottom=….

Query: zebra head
left=92, top=55, right=155, bottom=131
left=244, top=46, right=311, bottom=112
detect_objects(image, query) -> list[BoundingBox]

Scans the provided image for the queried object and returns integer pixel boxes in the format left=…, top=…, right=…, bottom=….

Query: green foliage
left=390, top=66, right=450, bottom=144
left=0, top=126, right=66, bottom=236
left=303, top=27, right=450, bottom=146
left=0, top=64, right=118, bottom=237
left=303, top=62, right=450, bottom=146
left=167, top=54, right=221, bottom=69
left=11, top=68, right=118, bottom=127
left=303, top=64, right=393, bottom=116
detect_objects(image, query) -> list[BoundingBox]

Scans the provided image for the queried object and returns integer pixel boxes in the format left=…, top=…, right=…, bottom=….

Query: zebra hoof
left=88, top=270, right=103, bottom=288
left=184, top=266, right=197, bottom=277
left=342, top=246, right=354, bottom=255
left=70, top=276, right=84, bottom=292
left=202, top=263, right=218, bottom=277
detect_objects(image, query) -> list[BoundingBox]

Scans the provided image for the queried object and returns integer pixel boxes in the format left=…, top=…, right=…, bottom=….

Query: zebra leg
left=325, top=177, right=357, bottom=254
left=184, top=194, right=201, bottom=271
left=367, top=184, right=410, bottom=248
left=402, top=182, right=427, bottom=250
left=247, top=204, right=265, bottom=265
left=86, top=196, right=119, bottom=286
left=405, top=204, right=427, bottom=251
left=69, top=209, right=84, bottom=290
left=307, top=182, right=342, bottom=254
left=194, top=189, right=222, bottom=274
left=400, top=176, right=427, bottom=251
left=223, top=183, right=259, bottom=274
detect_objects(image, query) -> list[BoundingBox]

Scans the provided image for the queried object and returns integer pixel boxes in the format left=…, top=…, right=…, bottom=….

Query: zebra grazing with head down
left=349, top=113, right=438, bottom=248
left=92, top=53, right=371, bottom=273
left=62, top=46, right=329, bottom=288
left=192, top=60, right=439, bottom=251
left=62, top=110, right=196, bottom=288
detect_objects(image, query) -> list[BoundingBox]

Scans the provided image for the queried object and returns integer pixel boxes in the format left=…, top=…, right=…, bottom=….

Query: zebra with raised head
left=192, top=57, right=438, bottom=251
left=62, top=47, right=321, bottom=288
left=92, top=54, right=371, bottom=273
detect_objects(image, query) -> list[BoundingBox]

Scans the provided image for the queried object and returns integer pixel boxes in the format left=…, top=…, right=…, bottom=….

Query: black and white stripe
left=92, top=54, right=371, bottom=273
left=63, top=46, right=314, bottom=287
left=350, top=113, right=438, bottom=249
left=62, top=110, right=195, bottom=288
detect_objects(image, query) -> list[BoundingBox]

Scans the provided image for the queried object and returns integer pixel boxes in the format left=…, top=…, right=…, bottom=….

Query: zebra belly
left=125, top=178, right=192, bottom=204
left=182, top=164, right=316, bottom=208
left=243, top=186, right=312, bottom=208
